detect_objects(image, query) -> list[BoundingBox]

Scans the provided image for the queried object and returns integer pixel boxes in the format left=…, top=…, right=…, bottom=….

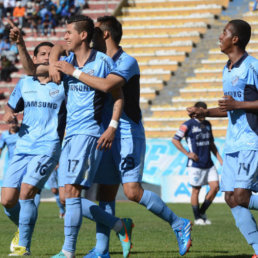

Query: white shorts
left=188, top=166, right=219, bottom=187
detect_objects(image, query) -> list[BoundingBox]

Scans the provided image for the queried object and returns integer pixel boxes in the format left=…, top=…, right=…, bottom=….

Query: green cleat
left=10, top=229, right=19, bottom=252
left=117, top=218, right=134, bottom=258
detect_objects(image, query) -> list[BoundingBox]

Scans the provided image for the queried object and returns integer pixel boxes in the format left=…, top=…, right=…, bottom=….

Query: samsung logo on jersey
left=70, top=84, right=91, bottom=92
left=24, top=101, right=57, bottom=109
left=224, top=91, right=242, bottom=98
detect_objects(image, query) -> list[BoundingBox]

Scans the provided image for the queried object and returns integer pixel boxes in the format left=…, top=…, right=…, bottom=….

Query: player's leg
left=84, top=149, right=120, bottom=257
left=190, top=186, right=204, bottom=225
left=15, top=155, right=57, bottom=255
left=118, top=137, right=191, bottom=256
left=199, top=166, right=220, bottom=224
left=223, top=151, right=258, bottom=256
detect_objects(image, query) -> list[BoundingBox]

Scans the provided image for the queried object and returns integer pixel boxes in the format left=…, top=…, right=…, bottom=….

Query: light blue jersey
left=223, top=53, right=258, bottom=153
left=64, top=49, right=114, bottom=138
left=8, top=76, right=66, bottom=161
left=102, top=48, right=145, bottom=139
left=0, top=130, right=18, bottom=160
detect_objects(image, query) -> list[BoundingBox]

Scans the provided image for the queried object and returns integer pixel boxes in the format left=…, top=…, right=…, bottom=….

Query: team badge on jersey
left=49, top=89, right=59, bottom=98
left=232, top=76, right=239, bottom=86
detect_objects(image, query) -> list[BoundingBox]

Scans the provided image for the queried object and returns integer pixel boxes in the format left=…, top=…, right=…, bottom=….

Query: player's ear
left=103, top=30, right=109, bottom=40
left=232, top=35, right=239, bottom=45
left=81, top=31, right=88, bottom=41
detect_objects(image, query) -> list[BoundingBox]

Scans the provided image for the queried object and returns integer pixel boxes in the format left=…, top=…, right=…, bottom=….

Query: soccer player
left=172, top=101, right=222, bottom=226
left=54, top=16, right=192, bottom=258
left=0, top=41, right=67, bottom=256
left=0, top=116, right=19, bottom=163
left=187, top=20, right=258, bottom=257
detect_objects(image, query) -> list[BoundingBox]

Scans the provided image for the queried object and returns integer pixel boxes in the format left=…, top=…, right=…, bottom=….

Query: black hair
left=67, top=15, right=94, bottom=44
left=33, top=41, right=54, bottom=56
left=97, top=16, right=122, bottom=45
left=228, top=19, right=251, bottom=50
left=194, top=101, right=207, bottom=109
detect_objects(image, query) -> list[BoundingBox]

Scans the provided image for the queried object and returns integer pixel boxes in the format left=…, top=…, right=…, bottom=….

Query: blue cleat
left=174, top=218, right=192, bottom=256
left=83, top=249, right=110, bottom=258
left=51, top=251, right=66, bottom=257
left=117, top=218, right=134, bottom=258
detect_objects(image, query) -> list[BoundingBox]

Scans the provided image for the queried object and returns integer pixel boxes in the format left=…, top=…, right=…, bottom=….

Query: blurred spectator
left=25, top=2, right=41, bottom=36
left=2, top=41, right=18, bottom=63
left=74, top=0, right=85, bottom=14
left=0, top=36, right=10, bottom=54
left=40, top=11, right=56, bottom=35
left=3, top=0, right=15, bottom=17
left=253, top=0, right=258, bottom=11
left=13, top=1, right=26, bottom=28
left=0, top=55, right=18, bottom=82
left=0, top=1, right=4, bottom=19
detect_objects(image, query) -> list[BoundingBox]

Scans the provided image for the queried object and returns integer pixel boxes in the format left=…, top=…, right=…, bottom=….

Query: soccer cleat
left=8, top=246, right=30, bottom=256
left=194, top=218, right=206, bottom=226
left=117, top=218, right=134, bottom=258
left=51, top=251, right=75, bottom=258
left=83, top=249, right=110, bottom=258
left=200, top=213, right=211, bottom=225
left=10, top=229, right=19, bottom=252
left=59, top=213, right=65, bottom=219
left=174, top=218, right=192, bottom=256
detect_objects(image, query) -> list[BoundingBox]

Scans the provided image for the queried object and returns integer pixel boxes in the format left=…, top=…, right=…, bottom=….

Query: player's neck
left=37, top=76, right=50, bottom=84
left=74, top=46, right=92, bottom=67
left=227, top=49, right=245, bottom=69
left=106, top=40, right=119, bottom=58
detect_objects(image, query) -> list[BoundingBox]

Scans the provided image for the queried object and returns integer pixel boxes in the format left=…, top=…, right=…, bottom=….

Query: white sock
left=112, top=219, right=123, bottom=233
left=62, top=249, right=75, bottom=258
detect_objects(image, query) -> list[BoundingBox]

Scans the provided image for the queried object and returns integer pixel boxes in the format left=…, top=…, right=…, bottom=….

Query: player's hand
left=49, top=62, right=61, bottom=84
left=97, top=126, right=116, bottom=150
left=3, top=112, right=17, bottom=124
left=187, top=106, right=206, bottom=119
left=218, top=95, right=237, bottom=111
left=187, top=152, right=199, bottom=162
left=7, top=18, right=23, bottom=45
left=54, top=61, right=75, bottom=77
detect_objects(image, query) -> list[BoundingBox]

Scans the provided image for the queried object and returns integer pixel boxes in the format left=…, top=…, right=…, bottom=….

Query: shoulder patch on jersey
left=179, top=124, right=188, bottom=133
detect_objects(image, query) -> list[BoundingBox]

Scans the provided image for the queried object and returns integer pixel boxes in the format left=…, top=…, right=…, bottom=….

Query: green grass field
left=0, top=202, right=257, bottom=257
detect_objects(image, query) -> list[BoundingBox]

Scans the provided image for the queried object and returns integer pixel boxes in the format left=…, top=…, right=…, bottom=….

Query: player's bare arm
left=172, top=138, right=199, bottom=161
left=219, top=95, right=258, bottom=112
left=55, top=61, right=125, bottom=93
left=187, top=106, right=227, bottom=118
left=210, top=142, right=223, bottom=165
left=49, top=45, right=67, bottom=84
left=7, top=19, right=35, bottom=75
left=3, top=105, right=17, bottom=124
left=97, top=87, right=124, bottom=150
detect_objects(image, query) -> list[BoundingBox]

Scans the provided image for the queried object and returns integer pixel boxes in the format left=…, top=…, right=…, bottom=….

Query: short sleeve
left=8, top=79, right=24, bottom=112
left=173, top=122, right=189, bottom=141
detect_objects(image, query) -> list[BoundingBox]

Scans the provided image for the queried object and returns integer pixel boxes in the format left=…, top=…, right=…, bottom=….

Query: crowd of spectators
left=0, top=0, right=89, bottom=82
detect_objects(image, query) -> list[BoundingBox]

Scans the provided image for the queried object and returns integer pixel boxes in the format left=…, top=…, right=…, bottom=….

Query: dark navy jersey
left=223, top=53, right=258, bottom=153
left=173, top=118, right=214, bottom=169
left=102, top=48, right=145, bottom=139
left=8, top=76, right=66, bottom=160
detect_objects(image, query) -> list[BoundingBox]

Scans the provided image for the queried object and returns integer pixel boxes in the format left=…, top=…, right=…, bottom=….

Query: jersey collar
left=226, top=52, right=248, bottom=69
left=112, top=47, right=123, bottom=62
left=72, top=49, right=97, bottom=68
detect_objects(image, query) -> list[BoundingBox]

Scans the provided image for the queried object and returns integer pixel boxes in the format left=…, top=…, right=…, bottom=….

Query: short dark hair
left=33, top=41, right=54, bottom=56
left=67, top=15, right=94, bottom=44
left=228, top=19, right=251, bottom=50
left=194, top=101, right=207, bottom=109
left=97, top=16, right=122, bottom=45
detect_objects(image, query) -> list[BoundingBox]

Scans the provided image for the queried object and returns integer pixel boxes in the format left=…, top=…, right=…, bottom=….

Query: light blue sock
left=63, top=197, right=82, bottom=253
left=4, top=201, right=20, bottom=226
left=19, top=199, right=38, bottom=250
left=139, top=190, right=181, bottom=230
left=54, top=194, right=65, bottom=214
left=231, top=206, right=258, bottom=254
left=81, top=198, right=119, bottom=229
left=34, top=193, right=41, bottom=208
left=249, top=195, right=258, bottom=210
left=95, top=201, right=115, bottom=254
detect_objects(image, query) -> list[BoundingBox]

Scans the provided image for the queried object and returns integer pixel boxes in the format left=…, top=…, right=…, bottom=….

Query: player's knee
left=211, top=184, right=220, bottom=194
left=224, top=192, right=235, bottom=207
left=1, top=198, right=17, bottom=208
left=124, top=188, right=141, bottom=202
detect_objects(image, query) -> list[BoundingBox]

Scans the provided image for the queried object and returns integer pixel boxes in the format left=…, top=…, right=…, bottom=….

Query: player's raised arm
left=7, top=19, right=36, bottom=76
left=187, top=106, right=227, bottom=118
